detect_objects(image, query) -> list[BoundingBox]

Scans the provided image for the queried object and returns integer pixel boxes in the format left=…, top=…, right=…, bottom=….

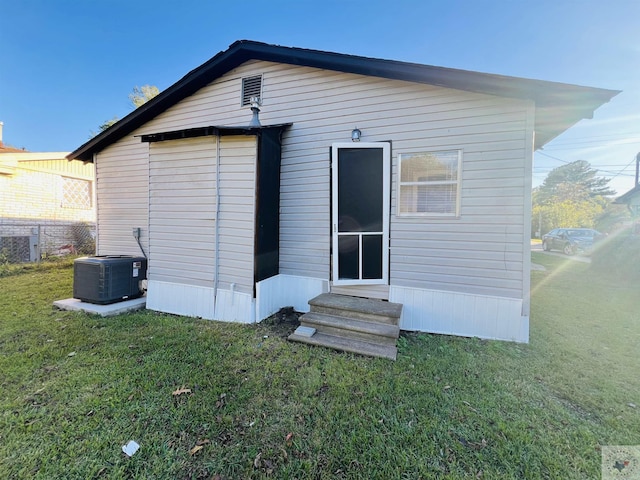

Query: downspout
left=213, top=133, right=221, bottom=312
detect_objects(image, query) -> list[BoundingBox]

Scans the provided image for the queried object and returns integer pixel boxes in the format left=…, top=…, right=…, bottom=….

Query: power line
left=536, top=151, right=572, bottom=165
left=535, top=151, right=636, bottom=178
left=608, top=155, right=638, bottom=182
left=534, top=164, right=635, bottom=169
left=550, top=132, right=640, bottom=143
left=546, top=136, right=640, bottom=148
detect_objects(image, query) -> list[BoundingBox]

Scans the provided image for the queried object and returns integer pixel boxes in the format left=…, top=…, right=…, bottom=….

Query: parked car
left=542, top=228, right=602, bottom=255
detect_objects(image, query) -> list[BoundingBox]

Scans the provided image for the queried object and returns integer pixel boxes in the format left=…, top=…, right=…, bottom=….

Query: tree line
left=532, top=160, right=626, bottom=235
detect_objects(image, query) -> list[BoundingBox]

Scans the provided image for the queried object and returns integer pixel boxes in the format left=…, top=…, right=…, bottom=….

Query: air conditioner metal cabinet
left=73, top=256, right=147, bottom=305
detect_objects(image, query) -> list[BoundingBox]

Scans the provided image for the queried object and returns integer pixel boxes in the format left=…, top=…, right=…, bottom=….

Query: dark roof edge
left=239, top=41, right=619, bottom=103
left=67, top=40, right=620, bottom=162
left=138, top=123, right=292, bottom=143
left=614, top=184, right=640, bottom=204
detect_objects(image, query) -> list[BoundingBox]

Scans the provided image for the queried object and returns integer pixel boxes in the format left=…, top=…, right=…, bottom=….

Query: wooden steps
left=288, top=293, right=402, bottom=360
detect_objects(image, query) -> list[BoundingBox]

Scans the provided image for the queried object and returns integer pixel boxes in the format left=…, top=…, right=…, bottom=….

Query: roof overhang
left=614, top=184, right=640, bottom=204
left=67, top=40, right=619, bottom=162
left=138, top=124, right=292, bottom=143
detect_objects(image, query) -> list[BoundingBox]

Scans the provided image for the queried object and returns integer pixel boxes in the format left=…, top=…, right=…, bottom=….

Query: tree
left=536, top=160, right=615, bottom=204
left=128, top=85, right=160, bottom=108
left=533, top=160, right=614, bottom=236
left=92, top=85, right=160, bottom=137
left=97, top=116, right=120, bottom=133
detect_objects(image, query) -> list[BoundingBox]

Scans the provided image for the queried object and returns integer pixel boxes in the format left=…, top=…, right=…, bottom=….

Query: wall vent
left=241, top=75, right=262, bottom=106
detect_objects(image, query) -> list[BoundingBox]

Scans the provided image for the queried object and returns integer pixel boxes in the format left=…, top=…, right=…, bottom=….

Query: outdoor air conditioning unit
left=73, top=256, right=147, bottom=305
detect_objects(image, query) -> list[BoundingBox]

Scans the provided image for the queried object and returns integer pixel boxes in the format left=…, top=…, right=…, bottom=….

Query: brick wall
left=0, top=167, right=94, bottom=223
left=0, top=158, right=96, bottom=260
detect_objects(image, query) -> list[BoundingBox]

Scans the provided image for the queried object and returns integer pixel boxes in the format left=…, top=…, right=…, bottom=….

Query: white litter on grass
left=122, top=440, right=140, bottom=457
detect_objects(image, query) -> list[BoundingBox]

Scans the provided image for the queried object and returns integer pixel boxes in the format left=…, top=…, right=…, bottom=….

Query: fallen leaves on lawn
left=463, top=400, right=479, bottom=413
left=190, top=438, right=210, bottom=455
left=172, top=387, right=192, bottom=396
left=67, top=351, right=76, bottom=357
left=315, top=384, right=329, bottom=396
left=458, top=437, right=488, bottom=450
left=253, top=452, right=276, bottom=473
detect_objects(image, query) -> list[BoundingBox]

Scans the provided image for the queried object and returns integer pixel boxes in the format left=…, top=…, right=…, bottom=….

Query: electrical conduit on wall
left=213, top=134, right=221, bottom=311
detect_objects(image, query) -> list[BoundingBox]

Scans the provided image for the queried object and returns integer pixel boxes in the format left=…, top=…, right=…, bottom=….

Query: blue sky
left=1, top=0, right=639, bottom=194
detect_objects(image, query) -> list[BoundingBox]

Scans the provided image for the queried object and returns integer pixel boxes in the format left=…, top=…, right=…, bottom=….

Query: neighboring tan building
left=0, top=122, right=95, bottom=261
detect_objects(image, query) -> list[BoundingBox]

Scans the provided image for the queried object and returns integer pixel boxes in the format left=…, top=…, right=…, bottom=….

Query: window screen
left=398, top=150, right=461, bottom=216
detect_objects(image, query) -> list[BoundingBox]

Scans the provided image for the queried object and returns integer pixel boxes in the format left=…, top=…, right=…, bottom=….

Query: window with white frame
left=62, top=177, right=92, bottom=209
left=398, top=150, right=461, bottom=216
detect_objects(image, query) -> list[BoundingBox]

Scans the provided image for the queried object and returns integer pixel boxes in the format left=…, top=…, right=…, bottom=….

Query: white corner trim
left=256, top=274, right=329, bottom=321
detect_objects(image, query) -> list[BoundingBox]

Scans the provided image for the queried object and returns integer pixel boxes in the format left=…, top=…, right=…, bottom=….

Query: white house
left=68, top=40, right=617, bottom=344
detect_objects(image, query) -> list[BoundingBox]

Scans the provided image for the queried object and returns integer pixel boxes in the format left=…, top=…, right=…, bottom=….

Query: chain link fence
left=0, top=221, right=96, bottom=263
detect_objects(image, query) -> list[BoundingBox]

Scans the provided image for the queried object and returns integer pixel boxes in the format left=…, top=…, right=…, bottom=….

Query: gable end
left=67, top=40, right=619, bottom=162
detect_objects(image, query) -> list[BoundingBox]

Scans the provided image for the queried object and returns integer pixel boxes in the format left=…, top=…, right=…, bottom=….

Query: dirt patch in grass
left=259, top=306, right=301, bottom=338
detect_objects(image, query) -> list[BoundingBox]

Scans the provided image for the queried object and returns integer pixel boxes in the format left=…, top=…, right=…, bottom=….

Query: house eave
left=137, top=124, right=292, bottom=143
left=67, top=40, right=619, bottom=162
left=614, top=184, right=640, bottom=204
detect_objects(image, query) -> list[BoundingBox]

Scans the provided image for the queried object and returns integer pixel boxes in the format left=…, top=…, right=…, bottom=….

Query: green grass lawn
left=0, top=255, right=638, bottom=479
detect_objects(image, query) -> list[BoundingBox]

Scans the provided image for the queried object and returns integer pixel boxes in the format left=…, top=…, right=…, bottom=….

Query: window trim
left=397, top=149, right=462, bottom=218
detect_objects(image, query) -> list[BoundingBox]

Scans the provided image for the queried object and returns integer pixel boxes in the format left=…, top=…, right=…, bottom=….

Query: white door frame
left=331, top=142, right=390, bottom=286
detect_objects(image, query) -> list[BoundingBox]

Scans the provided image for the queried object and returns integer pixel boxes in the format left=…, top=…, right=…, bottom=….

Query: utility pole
left=636, top=152, right=640, bottom=186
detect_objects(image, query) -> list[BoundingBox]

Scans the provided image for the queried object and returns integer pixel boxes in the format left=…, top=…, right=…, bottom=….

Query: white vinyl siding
left=95, top=59, right=533, bottom=303
left=149, top=137, right=216, bottom=288
left=148, top=136, right=256, bottom=294
left=216, top=136, right=257, bottom=294
left=95, top=137, right=149, bottom=256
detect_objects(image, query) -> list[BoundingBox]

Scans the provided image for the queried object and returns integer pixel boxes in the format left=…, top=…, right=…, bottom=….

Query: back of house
left=68, top=41, right=617, bottom=343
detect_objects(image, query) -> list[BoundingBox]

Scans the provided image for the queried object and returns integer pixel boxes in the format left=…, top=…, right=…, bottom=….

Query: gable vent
left=241, top=75, right=263, bottom=106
